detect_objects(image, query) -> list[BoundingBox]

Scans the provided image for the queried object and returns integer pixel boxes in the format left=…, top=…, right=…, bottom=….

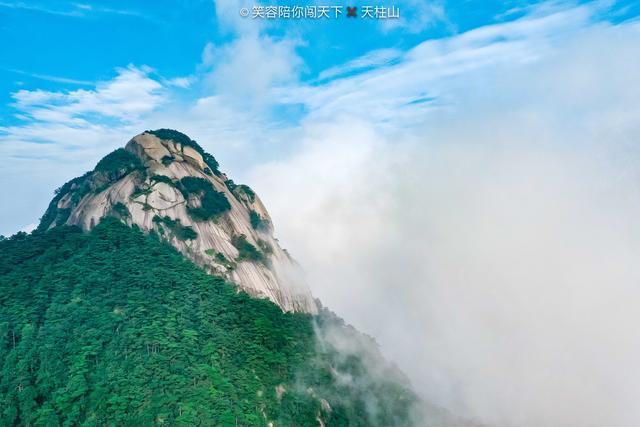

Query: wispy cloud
left=70, top=2, right=149, bottom=19
left=9, top=65, right=164, bottom=125
left=0, top=1, right=83, bottom=16
left=0, top=65, right=166, bottom=173
left=317, top=48, right=403, bottom=81
left=0, top=1, right=150, bottom=20
left=248, top=10, right=640, bottom=427
left=274, top=2, right=602, bottom=129
left=3, top=68, right=94, bottom=86
left=381, top=0, right=449, bottom=33
left=165, top=76, right=195, bottom=89
left=0, top=1, right=624, bottom=209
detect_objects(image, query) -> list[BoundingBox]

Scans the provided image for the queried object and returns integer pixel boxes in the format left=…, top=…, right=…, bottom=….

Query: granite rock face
left=42, top=130, right=318, bottom=314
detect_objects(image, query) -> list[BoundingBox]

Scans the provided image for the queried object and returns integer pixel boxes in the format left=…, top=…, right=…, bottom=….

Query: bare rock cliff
left=39, top=130, right=318, bottom=314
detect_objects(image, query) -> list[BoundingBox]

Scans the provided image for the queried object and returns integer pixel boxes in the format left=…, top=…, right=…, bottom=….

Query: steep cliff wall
left=40, top=130, right=317, bottom=314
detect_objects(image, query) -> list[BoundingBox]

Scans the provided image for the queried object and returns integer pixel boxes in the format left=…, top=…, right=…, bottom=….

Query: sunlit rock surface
left=46, top=131, right=318, bottom=314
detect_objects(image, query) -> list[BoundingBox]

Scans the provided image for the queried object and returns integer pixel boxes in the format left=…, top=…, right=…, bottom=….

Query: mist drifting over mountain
left=1, top=1, right=639, bottom=425
left=249, top=17, right=640, bottom=427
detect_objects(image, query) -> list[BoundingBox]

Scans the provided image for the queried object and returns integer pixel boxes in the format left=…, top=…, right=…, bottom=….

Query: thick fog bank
left=251, top=21, right=640, bottom=427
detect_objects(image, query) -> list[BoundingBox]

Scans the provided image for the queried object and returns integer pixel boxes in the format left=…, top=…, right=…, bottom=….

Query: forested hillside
left=0, top=218, right=416, bottom=426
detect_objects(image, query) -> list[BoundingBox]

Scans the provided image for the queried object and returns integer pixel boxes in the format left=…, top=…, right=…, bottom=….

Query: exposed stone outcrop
left=42, top=131, right=318, bottom=314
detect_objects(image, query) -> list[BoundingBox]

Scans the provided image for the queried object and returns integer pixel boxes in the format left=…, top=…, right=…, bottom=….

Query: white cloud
left=165, top=76, right=195, bottom=88
left=0, top=1, right=83, bottom=16
left=201, top=35, right=302, bottom=107
left=10, top=65, right=164, bottom=125
left=1, top=67, right=165, bottom=148
left=254, top=120, right=640, bottom=427
left=0, top=65, right=170, bottom=235
left=317, top=48, right=403, bottom=81
left=2, top=68, right=93, bottom=85
left=275, top=2, right=603, bottom=129
left=213, top=0, right=262, bottom=35
left=0, top=1, right=150, bottom=19
left=246, top=6, right=640, bottom=427
left=380, top=0, right=448, bottom=33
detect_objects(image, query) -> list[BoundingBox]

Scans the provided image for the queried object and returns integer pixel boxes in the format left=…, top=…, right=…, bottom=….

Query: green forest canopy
left=0, top=218, right=417, bottom=426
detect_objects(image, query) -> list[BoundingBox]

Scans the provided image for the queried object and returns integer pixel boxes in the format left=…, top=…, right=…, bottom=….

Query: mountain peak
left=39, top=130, right=318, bottom=314
left=130, top=129, right=219, bottom=175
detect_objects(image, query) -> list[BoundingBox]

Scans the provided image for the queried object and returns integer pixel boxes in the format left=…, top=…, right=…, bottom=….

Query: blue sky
left=0, top=0, right=537, bottom=121
left=0, top=0, right=541, bottom=103
left=2, top=2, right=640, bottom=424
left=0, top=0, right=639, bottom=235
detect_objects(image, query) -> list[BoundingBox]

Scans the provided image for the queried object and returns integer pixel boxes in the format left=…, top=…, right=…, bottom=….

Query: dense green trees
left=224, top=180, right=257, bottom=205
left=179, top=177, right=231, bottom=222
left=94, top=148, right=142, bottom=175
left=231, top=235, right=266, bottom=264
left=249, top=211, right=268, bottom=231
left=152, top=215, right=198, bottom=241
left=148, top=129, right=220, bottom=174
left=0, top=218, right=416, bottom=426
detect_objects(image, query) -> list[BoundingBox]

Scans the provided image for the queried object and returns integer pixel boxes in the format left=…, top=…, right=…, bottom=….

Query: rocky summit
left=38, top=129, right=317, bottom=314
